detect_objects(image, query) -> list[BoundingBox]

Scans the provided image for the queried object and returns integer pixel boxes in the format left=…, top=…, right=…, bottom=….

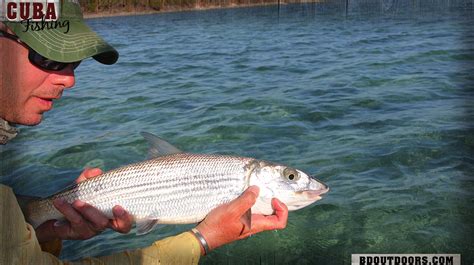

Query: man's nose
left=50, top=64, right=76, bottom=89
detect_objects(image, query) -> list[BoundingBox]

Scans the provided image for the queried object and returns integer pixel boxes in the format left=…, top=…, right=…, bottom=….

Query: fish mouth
left=297, top=179, right=329, bottom=200
left=288, top=186, right=329, bottom=211
left=298, top=187, right=329, bottom=199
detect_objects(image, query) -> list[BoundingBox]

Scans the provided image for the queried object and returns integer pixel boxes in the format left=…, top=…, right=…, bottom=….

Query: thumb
left=227, top=186, right=259, bottom=218
left=51, top=220, right=72, bottom=240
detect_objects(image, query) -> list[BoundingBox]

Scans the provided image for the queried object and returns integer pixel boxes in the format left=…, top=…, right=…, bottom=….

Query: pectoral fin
left=136, top=218, right=160, bottom=235
left=53, top=219, right=69, bottom=227
left=240, top=209, right=252, bottom=231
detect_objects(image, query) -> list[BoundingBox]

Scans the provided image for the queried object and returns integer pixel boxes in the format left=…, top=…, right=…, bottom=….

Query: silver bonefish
left=25, top=133, right=329, bottom=235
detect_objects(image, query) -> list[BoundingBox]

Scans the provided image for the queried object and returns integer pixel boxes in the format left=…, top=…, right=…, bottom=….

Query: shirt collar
left=0, top=118, right=18, bottom=145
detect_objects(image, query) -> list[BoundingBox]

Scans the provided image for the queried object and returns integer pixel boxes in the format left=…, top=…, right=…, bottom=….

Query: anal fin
left=136, top=218, right=160, bottom=235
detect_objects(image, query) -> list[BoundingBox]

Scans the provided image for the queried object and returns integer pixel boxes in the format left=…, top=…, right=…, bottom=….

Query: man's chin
left=20, top=114, right=43, bottom=126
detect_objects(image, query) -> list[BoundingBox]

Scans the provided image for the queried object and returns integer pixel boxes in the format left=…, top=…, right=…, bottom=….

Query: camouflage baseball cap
left=4, top=0, right=118, bottom=64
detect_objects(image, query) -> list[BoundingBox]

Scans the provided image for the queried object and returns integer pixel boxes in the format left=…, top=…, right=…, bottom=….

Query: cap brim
left=6, top=20, right=118, bottom=64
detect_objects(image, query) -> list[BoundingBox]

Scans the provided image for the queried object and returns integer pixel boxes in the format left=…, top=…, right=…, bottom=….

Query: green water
left=1, top=2, right=473, bottom=264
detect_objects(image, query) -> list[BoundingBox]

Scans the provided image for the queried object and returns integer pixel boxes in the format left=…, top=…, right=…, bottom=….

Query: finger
left=238, top=215, right=279, bottom=239
left=53, top=198, right=84, bottom=226
left=110, top=205, right=133, bottom=234
left=52, top=199, right=91, bottom=239
left=239, top=200, right=288, bottom=238
left=271, top=198, right=288, bottom=228
left=72, top=200, right=110, bottom=231
left=83, top=168, right=103, bottom=178
left=35, top=219, right=64, bottom=242
left=76, top=168, right=103, bottom=183
left=50, top=220, right=73, bottom=240
left=252, top=198, right=288, bottom=231
left=227, top=186, right=259, bottom=218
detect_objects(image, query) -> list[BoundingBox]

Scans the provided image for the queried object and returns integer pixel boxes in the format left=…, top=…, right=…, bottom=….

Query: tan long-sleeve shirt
left=0, top=184, right=201, bottom=265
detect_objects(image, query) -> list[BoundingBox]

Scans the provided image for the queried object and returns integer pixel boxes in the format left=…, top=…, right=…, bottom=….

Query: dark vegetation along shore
left=79, top=0, right=298, bottom=17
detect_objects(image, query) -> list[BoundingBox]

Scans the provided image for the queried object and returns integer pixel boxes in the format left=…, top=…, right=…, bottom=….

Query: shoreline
left=83, top=2, right=285, bottom=19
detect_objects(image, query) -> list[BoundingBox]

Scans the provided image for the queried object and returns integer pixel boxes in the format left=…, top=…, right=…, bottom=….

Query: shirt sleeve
left=0, top=185, right=201, bottom=265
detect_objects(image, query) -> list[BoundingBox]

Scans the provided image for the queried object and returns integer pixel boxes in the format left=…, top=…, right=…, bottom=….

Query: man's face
left=0, top=27, right=76, bottom=126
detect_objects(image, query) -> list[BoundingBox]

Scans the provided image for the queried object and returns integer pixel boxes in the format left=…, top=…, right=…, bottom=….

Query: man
left=0, top=1, right=288, bottom=264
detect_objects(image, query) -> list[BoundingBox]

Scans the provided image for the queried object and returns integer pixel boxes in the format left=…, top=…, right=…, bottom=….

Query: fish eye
left=283, top=168, right=300, bottom=182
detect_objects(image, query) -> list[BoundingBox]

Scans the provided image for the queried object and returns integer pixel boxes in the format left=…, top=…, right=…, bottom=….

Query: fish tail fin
left=16, top=194, right=55, bottom=228
left=16, top=194, right=40, bottom=215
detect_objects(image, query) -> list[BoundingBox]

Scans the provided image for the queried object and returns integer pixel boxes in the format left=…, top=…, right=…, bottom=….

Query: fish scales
left=27, top=153, right=255, bottom=227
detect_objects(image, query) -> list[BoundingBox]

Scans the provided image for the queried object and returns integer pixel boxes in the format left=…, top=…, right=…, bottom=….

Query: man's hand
left=195, top=186, right=288, bottom=253
left=35, top=168, right=133, bottom=243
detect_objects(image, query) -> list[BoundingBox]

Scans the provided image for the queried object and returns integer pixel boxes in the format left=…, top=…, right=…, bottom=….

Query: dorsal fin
left=141, top=132, right=183, bottom=158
